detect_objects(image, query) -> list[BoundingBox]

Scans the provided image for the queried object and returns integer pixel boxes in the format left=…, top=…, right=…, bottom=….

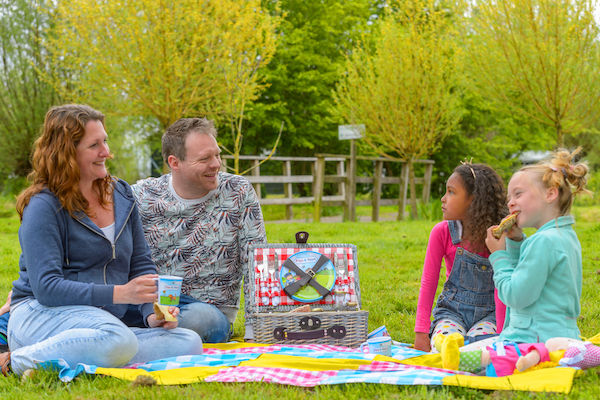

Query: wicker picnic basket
left=248, top=232, right=368, bottom=347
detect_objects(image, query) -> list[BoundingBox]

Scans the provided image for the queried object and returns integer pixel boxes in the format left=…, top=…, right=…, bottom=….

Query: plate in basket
left=279, top=250, right=336, bottom=302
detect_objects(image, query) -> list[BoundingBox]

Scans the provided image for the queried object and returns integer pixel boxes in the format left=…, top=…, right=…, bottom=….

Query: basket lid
left=248, top=243, right=361, bottom=313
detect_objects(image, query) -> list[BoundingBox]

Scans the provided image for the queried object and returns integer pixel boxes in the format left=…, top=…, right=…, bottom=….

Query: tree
left=242, top=0, right=375, bottom=158
left=44, top=0, right=278, bottom=172
left=0, top=0, right=60, bottom=192
left=333, top=0, right=465, bottom=219
left=468, top=0, right=600, bottom=147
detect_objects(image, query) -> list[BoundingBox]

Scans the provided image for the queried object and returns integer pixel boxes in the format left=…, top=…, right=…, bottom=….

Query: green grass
left=2, top=200, right=600, bottom=398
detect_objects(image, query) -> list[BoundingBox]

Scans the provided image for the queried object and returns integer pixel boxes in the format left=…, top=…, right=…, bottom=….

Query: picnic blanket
left=40, top=341, right=585, bottom=393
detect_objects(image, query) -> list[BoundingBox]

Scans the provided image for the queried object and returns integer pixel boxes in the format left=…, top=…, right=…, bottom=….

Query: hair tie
left=460, top=159, right=476, bottom=180
left=550, top=165, right=567, bottom=179
left=469, top=167, right=476, bottom=180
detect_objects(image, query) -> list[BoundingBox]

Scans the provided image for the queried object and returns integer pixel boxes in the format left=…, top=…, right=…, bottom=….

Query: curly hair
left=519, top=148, right=590, bottom=216
left=453, top=163, right=508, bottom=251
left=16, top=104, right=113, bottom=220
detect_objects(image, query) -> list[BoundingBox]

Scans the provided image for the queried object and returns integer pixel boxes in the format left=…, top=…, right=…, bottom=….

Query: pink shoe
left=560, top=342, right=600, bottom=369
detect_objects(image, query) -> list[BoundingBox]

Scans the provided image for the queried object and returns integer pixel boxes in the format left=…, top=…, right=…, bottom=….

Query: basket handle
left=299, top=316, right=321, bottom=330
left=273, top=325, right=346, bottom=341
left=295, top=231, right=309, bottom=243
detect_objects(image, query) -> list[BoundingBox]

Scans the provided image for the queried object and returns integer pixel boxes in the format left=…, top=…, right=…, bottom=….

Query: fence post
left=283, top=160, right=293, bottom=220
left=345, top=141, right=357, bottom=221
left=252, top=159, right=261, bottom=200
left=337, top=159, right=346, bottom=199
left=313, top=156, right=325, bottom=223
left=372, top=160, right=383, bottom=222
left=397, top=162, right=409, bottom=221
left=422, top=163, right=433, bottom=203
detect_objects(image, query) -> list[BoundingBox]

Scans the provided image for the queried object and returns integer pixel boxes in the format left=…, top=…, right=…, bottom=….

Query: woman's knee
left=176, top=328, right=203, bottom=355
left=99, top=323, right=139, bottom=366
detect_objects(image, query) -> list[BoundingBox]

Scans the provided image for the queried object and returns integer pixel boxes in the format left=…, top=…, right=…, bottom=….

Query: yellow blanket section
left=397, top=349, right=578, bottom=393
left=443, top=367, right=578, bottom=394
left=90, top=341, right=586, bottom=391
left=94, top=366, right=223, bottom=385
left=238, top=353, right=372, bottom=370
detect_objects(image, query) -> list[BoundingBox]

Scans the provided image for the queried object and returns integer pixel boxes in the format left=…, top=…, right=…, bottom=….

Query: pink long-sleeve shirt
left=414, top=221, right=506, bottom=333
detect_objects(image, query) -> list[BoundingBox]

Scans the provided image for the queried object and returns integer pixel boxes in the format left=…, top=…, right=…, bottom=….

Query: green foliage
left=240, top=0, right=375, bottom=157
left=333, top=0, right=466, bottom=218
left=468, top=0, right=600, bottom=147
left=0, top=0, right=60, bottom=187
left=334, top=0, right=465, bottom=161
left=44, top=0, right=279, bottom=169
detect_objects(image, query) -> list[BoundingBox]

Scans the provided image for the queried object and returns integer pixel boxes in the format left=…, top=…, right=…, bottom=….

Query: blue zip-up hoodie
left=11, top=179, right=156, bottom=324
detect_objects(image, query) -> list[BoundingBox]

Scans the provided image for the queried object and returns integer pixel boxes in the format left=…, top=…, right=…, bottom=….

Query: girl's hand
left=113, top=274, right=158, bottom=304
left=414, top=332, right=431, bottom=352
left=147, top=306, right=180, bottom=329
left=506, top=224, right=524, bottom=242
left=485, top=226, right=506, bottom=253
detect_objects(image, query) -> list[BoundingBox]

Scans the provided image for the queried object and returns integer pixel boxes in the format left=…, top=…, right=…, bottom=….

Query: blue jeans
left=431, top=220, right=496, bottom=333
left=7, top=298, right=203, bottom=375
left=121, top=294, right=231, bottom=343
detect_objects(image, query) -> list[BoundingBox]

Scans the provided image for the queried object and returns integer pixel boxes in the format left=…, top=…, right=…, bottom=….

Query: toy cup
left=157, top=275, right=183, bottom=306
left=367, top=325, right=390, bottom=339
left=360, top=336, right=392, bottom=357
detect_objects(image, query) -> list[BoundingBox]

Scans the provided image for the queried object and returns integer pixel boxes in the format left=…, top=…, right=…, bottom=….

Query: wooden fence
left=221, top=155, right=433, bottom=222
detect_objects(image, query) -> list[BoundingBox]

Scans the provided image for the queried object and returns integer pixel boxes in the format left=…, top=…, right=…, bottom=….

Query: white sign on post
left=338, top=124, right=365, bottom=140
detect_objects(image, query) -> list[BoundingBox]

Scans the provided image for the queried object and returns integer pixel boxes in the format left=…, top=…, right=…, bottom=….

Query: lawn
left=1, top=199, right=600, bottom=399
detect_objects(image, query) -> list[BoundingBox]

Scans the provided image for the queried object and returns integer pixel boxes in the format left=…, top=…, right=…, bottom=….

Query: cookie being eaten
left=492, top=212, right=519, bottom=239
left=153, top=302, right=177, bottom=322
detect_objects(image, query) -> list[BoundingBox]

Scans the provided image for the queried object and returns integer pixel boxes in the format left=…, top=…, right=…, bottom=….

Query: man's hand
left=0, top=290, right=11, bottom=315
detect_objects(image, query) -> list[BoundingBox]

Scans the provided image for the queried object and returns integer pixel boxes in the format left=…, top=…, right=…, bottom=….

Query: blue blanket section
left=0, top=313, right=8, bottom=345
left=38, top=343, right=429, bottom=383
left=39, top=359, right=97, bottom=382
left=321, top=368, right=450, bottom=385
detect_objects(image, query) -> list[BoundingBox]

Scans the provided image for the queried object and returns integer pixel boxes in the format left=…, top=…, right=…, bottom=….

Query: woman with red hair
left=1, top=104, right=202, bottom=376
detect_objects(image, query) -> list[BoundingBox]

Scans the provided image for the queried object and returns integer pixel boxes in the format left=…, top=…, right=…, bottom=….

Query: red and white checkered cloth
left=204, top=366, right=339, bottom=386
left=252, top=246, right=358, bottom=308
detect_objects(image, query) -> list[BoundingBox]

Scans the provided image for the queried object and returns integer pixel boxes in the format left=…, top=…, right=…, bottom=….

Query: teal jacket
left=490, top=216, right=581, bottom=343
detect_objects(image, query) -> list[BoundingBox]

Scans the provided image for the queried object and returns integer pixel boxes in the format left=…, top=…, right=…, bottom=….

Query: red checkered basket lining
left=253, top=246, right=357, bottom=309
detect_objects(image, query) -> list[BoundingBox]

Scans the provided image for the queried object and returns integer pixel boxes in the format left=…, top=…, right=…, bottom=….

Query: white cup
left=157, top=275, right=183, bottom=306
left=367, top=325, right=390, bottom=339
left=360, top=336, right=392, bottom=357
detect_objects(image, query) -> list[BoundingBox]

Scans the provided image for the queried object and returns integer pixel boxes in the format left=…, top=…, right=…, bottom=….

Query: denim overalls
left=430, top=220, right=496, bottom=334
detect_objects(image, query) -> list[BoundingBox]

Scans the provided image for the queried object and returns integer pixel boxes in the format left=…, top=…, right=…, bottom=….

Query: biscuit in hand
left=492, top=212, right=519, bottom=239
left=153, top=302, right=177, bottom=322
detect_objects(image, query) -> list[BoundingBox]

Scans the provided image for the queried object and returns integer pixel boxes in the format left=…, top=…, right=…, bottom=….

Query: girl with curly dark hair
left=414, top=163, right=508, bottom=352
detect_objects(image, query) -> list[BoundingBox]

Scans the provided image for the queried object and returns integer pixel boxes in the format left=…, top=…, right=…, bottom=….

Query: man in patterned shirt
left=131, top=118, right=266, bottom=342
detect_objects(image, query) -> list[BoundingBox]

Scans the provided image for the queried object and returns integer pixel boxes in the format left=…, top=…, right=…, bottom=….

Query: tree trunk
left=408, top=160, right=418, bottom=219
left=556, top=121, right=563, bottom=148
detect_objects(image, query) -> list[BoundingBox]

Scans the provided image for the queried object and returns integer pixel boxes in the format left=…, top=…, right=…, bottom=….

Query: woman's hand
left=414, top=332, right=431, bottom=352
left=113, top=274, right=158, bottom=304
left=147, top=306, right=180, bottom=329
